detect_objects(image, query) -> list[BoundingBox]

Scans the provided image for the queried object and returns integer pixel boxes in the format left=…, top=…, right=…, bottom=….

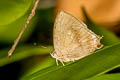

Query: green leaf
left=21, top=56, right=55, bottom=79
left=82, top=8, right=120, bottom=45
left=0, top=11, right=38, bottom=43
left=0, top=45, right=53, bottom=67
left=20, top=44, right=120, bottom=80
left=0, top=0, right=33, bottom=25
left=87, top=73, right=120, bottom=80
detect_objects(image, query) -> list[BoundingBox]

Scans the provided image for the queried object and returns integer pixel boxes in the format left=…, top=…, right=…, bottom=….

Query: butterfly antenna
left=8, top=0, right=40, bottom=57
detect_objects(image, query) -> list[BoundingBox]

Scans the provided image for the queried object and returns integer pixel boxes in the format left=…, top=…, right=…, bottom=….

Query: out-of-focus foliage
left=0, top=0, right=37, bottom=43
left=0, top=0, right=33, bottom=25
left=0, top=45, right=53, bottom=67
left=0, top=14, right=38, bottom=43
left=0, top=0, right=120, bottom=80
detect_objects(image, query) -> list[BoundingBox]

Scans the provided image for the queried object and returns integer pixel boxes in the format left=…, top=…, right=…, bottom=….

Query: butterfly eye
left=51, top=51, right=57, bottom=58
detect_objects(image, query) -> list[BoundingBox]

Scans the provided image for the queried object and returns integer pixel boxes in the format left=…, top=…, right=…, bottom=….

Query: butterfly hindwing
left=53, top=11, right=103, bottom=62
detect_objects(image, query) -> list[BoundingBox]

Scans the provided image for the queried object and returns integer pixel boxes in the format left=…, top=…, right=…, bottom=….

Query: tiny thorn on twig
left=8, top=0, right=40, bottom=57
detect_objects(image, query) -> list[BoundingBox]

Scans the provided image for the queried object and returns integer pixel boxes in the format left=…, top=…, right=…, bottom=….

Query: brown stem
left=8, top=0, right=40, bottom=57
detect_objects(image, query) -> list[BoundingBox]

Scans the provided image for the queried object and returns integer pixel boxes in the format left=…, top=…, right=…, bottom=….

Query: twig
left=8, top=0, right=40, bottom=57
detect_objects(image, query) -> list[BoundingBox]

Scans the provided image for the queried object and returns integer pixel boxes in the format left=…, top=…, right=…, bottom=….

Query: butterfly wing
left=53, top=11, right=103, bottom=62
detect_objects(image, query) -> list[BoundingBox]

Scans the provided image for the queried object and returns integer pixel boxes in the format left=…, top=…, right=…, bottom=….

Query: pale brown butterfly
left=51, top=11, right=103, bottom=65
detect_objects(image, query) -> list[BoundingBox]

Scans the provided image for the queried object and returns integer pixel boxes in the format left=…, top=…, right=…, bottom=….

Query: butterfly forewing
left=53, top=11, right=103, bottom=62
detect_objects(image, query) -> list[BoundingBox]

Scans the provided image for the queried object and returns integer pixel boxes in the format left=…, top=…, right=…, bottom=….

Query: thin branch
left=8, top=0, right=40, bottom=57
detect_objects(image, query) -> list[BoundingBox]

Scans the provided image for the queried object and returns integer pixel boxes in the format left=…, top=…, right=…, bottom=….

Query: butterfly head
left=51, top=51, right=65, bottom=66
left=51, top=51, right=57, bottom=59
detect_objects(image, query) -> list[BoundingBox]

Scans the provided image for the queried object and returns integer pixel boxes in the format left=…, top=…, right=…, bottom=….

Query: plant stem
left=8, top=0, right=40, bottom=57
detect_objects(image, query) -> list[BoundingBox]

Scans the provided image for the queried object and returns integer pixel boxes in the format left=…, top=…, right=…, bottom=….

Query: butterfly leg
left=56, top=59, right=59, bottom=66
left=56, top=59, right=65, bottom=66
left=59, top=60, right=65, bottom=66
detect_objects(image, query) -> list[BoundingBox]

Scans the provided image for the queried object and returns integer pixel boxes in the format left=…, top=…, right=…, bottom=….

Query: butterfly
left=51, top=11, right=103, bottom=65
